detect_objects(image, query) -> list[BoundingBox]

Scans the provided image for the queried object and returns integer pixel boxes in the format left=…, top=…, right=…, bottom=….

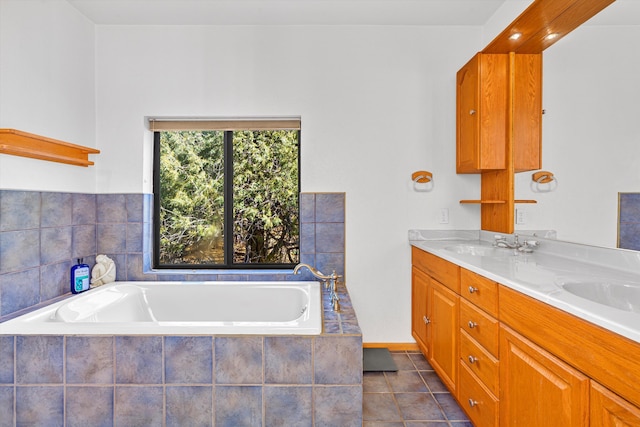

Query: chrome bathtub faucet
left=493, top=234, right=539, bottom=253
left=293, top=263, right=342, bottom=311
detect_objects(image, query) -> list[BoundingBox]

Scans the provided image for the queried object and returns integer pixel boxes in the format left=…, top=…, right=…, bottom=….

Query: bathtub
left=0, top=281, right=322, bottom=335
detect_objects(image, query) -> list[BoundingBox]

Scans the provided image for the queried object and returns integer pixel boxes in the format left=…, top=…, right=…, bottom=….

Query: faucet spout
left=293, top=263, right=332, bottom=280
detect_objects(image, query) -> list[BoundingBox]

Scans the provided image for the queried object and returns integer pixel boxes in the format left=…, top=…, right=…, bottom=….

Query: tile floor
left=363, top=351, right=473, bottom=427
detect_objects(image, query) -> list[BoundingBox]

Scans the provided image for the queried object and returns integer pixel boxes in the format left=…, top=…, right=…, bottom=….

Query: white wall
left=94, top=25, right=483, bottom=342
left=0, top=0, right=96, bottom=193
left=514, top=24, right=640, bottom=248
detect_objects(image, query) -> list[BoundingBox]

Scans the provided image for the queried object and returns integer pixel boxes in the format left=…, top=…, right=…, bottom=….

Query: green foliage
left=158, top=129, right=299, bottom=265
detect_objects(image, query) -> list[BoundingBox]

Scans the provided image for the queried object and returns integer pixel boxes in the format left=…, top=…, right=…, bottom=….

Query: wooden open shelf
left=460, top=200, right=506, bottom=204
left=0, top=128, right=100, bottom=167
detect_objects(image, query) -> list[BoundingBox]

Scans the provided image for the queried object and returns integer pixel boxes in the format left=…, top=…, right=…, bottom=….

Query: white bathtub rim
left=0, top=281, right=323, bottom=335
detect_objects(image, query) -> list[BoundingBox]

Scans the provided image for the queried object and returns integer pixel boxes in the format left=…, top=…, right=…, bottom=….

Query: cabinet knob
left=468, top=398, right=479, bottom=408
left=468, top=355, right=478, bottom=364
left=468, top=286, right=478, bottom=294
left=469, top=109, right=476, bottom=115
left=423, top=316, right=431, bottom=325
left=468, top=321, right=478, bottom=329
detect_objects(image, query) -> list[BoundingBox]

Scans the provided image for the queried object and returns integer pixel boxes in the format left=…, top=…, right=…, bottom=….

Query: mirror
left=514, top=0, right=640, bottom=250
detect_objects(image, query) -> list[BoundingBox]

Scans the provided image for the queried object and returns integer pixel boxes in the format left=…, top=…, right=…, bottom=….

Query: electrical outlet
left=439, top=208, right=449, bottom=224
left=516, top=209, right=526, bottom=225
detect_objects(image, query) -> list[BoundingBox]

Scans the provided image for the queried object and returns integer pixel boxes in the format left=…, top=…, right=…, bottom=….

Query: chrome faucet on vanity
left=293, top=263, right=342, bottom=311
left=493, top=234, right=539, bottom=253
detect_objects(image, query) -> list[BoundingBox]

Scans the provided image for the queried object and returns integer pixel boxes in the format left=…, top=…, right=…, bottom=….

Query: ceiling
left=66, top=0, right=638, bottom=27
left=66, top=0, right=510, bottom=26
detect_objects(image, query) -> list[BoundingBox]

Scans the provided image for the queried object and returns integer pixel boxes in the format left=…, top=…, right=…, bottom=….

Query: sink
left=444, top=244, right=517, bottom=257
left=562, top=281, right=640, bottom=314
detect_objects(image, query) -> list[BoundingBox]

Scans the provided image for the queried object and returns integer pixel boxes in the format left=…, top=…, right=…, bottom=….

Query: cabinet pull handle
left=468, top=355, right=478, bottom=364
left=469, top=109, right=476, bottom=115
left=468, top=321, right=477, bottom=328
left=423, top=316, right=431, bottom=325
left=468, top=286, right=478, bottom=294
left=468, top=398, right=479, bottom=408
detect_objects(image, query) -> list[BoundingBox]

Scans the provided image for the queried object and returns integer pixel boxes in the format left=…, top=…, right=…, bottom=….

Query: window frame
left=152, top=125, right=301, bottom=270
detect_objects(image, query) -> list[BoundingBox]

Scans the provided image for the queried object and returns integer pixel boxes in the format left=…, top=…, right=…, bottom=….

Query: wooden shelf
left=0, top=128, right=99, bottom=167
left=515, top=200, right=537, bottom=204
left=460, top=200, right=506, bottom=204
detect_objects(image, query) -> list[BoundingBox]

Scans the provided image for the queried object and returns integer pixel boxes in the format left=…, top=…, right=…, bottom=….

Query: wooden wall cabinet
left=456, top=53, right=508, bottom=173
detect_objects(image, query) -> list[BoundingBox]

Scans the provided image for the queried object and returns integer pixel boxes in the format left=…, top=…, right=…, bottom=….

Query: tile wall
left=0, top=190, right=361, bottom=425
left=0, top=191, right=346, bottom=318
left=618, top=193, right=640, bottom=250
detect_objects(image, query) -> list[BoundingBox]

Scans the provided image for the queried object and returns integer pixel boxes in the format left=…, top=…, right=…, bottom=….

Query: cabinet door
left=456, top=53, right=508, bottom=173
left=411, top=267, right=430, bottom=357
left=591, top=381, right=640, bottom=427
left=500, top=325, right=589, bottom=427
left=429, top=279, right=459, bottom=394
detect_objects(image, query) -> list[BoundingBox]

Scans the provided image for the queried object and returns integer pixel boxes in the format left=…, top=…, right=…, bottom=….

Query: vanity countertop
left=409, top=229, right=640, bottom=344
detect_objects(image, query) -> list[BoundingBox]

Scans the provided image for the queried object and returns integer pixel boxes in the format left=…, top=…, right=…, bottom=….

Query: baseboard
left=363, top=342, right=420, bottom=351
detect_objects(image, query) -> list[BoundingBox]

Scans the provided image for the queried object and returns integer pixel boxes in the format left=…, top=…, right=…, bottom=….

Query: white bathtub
left=0, top=281, right=322, bottom=335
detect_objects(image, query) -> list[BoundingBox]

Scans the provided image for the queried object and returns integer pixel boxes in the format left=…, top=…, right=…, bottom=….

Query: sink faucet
left=293, top=263, right=342, bottom=311
left=493, top=234, right=539, bottom=253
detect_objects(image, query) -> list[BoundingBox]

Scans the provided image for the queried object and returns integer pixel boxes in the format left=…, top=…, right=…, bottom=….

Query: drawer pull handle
left=468, top=286, right=478, bottom=294
left=468, top=355, right=478, bottom=364
left=468, top=321, right=478, bottom=329
left=468, top=398, right=479, bottom=408
left=423, top=316, right=431, bottom=325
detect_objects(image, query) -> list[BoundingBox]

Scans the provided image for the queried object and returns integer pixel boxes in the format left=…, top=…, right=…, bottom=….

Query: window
left=152, top=118, right=300, bottom=269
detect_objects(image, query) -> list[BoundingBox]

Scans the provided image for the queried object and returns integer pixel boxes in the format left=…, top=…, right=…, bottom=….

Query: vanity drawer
left=460, top=298, right=499, bottom=357
left=460, top=329, right=499, bottom=395
left=461, top=269, right=498, bottom=317
left=412, top=247, right=460, bottom=292
left=459, top=361, right=499, bottom=427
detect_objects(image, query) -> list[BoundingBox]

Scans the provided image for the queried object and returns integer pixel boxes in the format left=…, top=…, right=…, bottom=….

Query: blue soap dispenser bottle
left=71, top=258, right=90, bottom=294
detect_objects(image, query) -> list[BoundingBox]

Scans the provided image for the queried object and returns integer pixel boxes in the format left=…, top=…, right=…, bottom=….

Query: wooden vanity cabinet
left=500, top=324, right=590, bottom=427
left=411, top=247, right=460, bottom=394
left=591, top=382, right=640, bottom=427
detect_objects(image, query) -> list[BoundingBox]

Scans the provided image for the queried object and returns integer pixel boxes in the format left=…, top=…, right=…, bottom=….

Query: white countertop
left=409, top=230, right=640, bottom=344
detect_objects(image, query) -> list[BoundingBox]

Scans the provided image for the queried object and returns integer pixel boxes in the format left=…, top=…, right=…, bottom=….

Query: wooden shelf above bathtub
left=0, top=128, right=100, bottom=167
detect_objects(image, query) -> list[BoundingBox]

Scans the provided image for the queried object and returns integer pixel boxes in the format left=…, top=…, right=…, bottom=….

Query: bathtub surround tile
left=618, top=193, right=640, bottom=250
left=126, top=222, right=143, bottom=252
left=264, top=386, right=313, bottom=426
left=0, top=386, right=13, bottom=427
left=66, top=386, right=114, bottom=427
left=300, top=193, right=315, bottom=223
left=315, top=336, right=362, bottom=385
left=16, top=336, right=64, bottom=384
left=72, top=193, right=97, bottom=225
left=72, top=224, right=96, bottom=258
left=126, top=253, right=148, bottom=281
left=0, top=337, right=14, bottom=384
left=16, top=386, right=64, bottom=426
left=97, top=194, right=127, bottom=224
left=0, top=229, right=40, bottom=273
left=316, top=252, right=345, bottom=277
left=0, top=268, right=40, bottom=316
left=215, top=386, right=262, bottom=427
left=265, top=336, right=312, bottom=384
left=67, top=336, right=114, bottom=384
left=300, top=223, right=315, bottom=254
left=316, top=193, right=345, bottom=223
left=0, top=190, right=41, bottom=232
left=96, top=223, right=127, bottom=254
left=314, top=385, right=363, bottom=427
left=125, top=194, right=144, bottom=223
left=215, top=337, right=263, bottom=384
left=165, top=336, right=213, bottom=384
left=166, top=386, right=213, bottom=427
left=40, top=226, right=72, bottom=265
left=116, top=336, right=163, bottom=384
left=114, top=386, right=163, bottom=426
left=40, top=261, right=71, bottom=301
left=41, top=192, right=72, bottom=228
left=315, top=222, right=345, bottom=253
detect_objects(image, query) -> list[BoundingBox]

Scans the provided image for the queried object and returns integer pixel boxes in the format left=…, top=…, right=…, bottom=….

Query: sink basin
left=562, top=281, right=640, bottom=314
left=444, top=244, right=517, bottom=257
